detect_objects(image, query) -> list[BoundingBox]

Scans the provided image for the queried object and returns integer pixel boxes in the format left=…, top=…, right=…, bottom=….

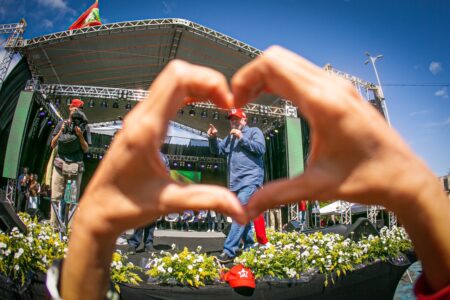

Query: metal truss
left=6, top=178, right=16, bottom=208
left=166, top=154, right=224, bottom=164
left=21, top=18, right=261, bottom=58
left=0, top=19, right=26, bottom=83
left=388, top=211, right=397, bottom=228
left=367, top=205, right=380, bottom=225
left=340, top=201, right=352, bottom=225
left=88, top=146, right=225, bottom=164
left=288, top=203, right=298, bottom=222
left=324, top=64, right=377, bottom=92
left=324, top=65, right=388, bottom=122
left=30, top=82, right=293, bottom=117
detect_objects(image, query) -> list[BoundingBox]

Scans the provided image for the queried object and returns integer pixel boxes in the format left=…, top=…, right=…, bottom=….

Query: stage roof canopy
left=20, top=19, right=287, bottom=134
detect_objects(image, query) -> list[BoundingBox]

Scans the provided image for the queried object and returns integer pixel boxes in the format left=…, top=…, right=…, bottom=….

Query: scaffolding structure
left=0, top=19, right=26, bottom=84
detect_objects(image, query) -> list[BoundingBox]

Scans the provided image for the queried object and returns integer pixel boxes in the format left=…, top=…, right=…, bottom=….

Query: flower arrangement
left=235, top=226, right=412, bottom=286
left=0, top=213, right=67, bottom=285
left=146, top=245, right=221, bottom=287
left=0, top=213, right=141, bottom=289
left=110, top=250, right=142, bottom=292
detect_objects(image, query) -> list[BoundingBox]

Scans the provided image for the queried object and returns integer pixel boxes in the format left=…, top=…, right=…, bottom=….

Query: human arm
left=60, top=61, right=246, bottom=300
left=208, top=124, right=226, bottom=155
left=74, top=126, right=89, bottom=153
left=232, top=46, right=450, bottom=292
left=50, top=121, right=64, bottom=149
left=238, top=127, right=265, bottom=156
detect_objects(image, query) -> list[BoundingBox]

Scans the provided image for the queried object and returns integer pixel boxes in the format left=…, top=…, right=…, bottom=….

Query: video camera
left=63, top=109, right=88, bottom=134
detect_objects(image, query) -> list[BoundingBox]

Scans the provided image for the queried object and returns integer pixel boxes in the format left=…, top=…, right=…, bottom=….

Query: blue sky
left=1, top=0, right=449, bottom=175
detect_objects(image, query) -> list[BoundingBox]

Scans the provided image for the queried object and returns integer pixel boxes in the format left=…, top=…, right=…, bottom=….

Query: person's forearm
left=61, top=205, right=116, bottom=300
left=391, top=169, right=450, bottom=291
left=78, top=135, right=89, bottom=153
left=51, top=131, right=62, bottom=149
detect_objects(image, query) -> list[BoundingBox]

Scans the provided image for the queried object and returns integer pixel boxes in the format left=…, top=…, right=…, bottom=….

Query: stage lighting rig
left=89, top=99, right=95, bottom=108
left=112, top=101, right=119, bottom=109
left=38, top=107, right=46, bottom=118
left=100, top=100, right=108, bottom=108
left=213, top=111, right=219, bottom=120
left=201, top=110, right=208, bottom=118
left=125, top=102, right=132, bottom=111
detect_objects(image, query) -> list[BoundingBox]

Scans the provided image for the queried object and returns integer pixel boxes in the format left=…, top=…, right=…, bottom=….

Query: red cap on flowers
left=68, top=99, right=84, bottom=108
left=222, top=264, right=255, bottom=289
left=227, top=108, right=246, bottom=120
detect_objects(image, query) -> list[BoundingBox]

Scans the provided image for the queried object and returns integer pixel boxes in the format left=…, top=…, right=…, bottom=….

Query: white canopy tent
left=319, top=200, right=368, bottom=216
left=89, top=121, right=209, bottom=146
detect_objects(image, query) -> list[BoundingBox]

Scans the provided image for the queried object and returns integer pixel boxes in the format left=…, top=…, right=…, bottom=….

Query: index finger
left=231, top=46, right=352, bottom=122
left=124, top=60, right=232, bottom=146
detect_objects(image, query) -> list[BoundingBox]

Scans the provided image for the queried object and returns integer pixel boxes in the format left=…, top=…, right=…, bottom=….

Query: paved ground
left=393, top=261, right=422, bottom=299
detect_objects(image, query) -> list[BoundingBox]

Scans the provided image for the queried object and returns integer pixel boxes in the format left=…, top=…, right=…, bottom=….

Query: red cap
left=69, top=99, right=84, bottom=108
left=227, top=108, right=246, bottom=120
left=222, top=264, right=255, bottom=289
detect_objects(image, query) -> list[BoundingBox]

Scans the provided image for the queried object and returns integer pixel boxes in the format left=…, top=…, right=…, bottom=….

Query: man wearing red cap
left=208, top=108, right=266, bottom=262
left=50, top=99, right=91, bottom=230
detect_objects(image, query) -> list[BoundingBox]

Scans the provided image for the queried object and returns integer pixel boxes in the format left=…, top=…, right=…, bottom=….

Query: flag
left=69, top=0, right=102, bottom=30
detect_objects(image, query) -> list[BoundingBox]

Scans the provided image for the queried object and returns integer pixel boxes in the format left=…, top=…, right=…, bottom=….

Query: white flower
left=157, top=265, right=166, bottom=273
left=188, top=265, right=193, bottom=270
left=14, top=265, right=20, bottom=271
left=168, top=267, right=173, bottom=273
left=186, top=255, right=192, bottom=260
left=198, top=268, right=203, bottom=272
left=14, top=248, right=24, bottom=259
left=171, top=243, right=176, bottom=250
left=194, top=275, right=200, bottom=282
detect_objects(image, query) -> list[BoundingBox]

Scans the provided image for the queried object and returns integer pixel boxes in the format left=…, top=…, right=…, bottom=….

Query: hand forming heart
left=62, top=46, right=450, bottom=299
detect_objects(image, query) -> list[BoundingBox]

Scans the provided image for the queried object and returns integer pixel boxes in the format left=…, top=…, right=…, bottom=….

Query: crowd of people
left=16, top=167, right=50, bottom=213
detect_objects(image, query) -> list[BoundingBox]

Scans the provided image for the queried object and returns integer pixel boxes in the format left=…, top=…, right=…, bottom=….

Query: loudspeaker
left=286, top=220, right=302, bottom=232
left=344, top=218, right=379, bottom=241
left=0, top=200, right=27, bottom=233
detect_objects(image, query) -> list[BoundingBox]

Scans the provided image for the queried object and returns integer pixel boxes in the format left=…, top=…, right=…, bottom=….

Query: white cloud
left=445, top=117, right=450, bottom=125
left=42, top=19, right=54, bottom=29
left=435, top=87, right=448, bottom=98
left=409, top=110, right=431, bottom=117
left=37, top=0, right=68, bottom=10
left=429, top=61, right=442, bottom=75
left=36, top=0, right=76, bottom=15
left=423, top=117, right=450, bottom=128
left=162, top=1, right=174, bottom=14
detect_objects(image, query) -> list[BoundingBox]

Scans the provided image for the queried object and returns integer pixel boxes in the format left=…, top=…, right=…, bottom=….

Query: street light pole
left=364, top=52, right=391, bottom=126
left=364, top=52, right=397, bottom=228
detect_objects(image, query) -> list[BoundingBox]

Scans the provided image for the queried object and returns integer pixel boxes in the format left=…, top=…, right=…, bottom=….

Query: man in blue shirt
left=208, top=108, right=265, bottom=262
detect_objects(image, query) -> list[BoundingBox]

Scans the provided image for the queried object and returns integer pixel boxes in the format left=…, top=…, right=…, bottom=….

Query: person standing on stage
left=208, top=108, right=266, bottom=262
left=49, top=99, right=91, bottom=230
left=16, top=167, right=30, bottom=212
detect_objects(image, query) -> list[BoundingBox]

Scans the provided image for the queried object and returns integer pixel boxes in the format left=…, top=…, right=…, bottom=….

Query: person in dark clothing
left=49, top=99, right=91, bottom=230
left=208, top=108, right=266, bottom=262
left=16, top=167, right=30, bottom=212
